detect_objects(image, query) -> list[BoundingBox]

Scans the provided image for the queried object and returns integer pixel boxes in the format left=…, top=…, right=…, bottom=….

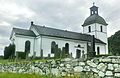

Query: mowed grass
left=0, top=72, right=81, bottom=78
left=0, top=59, right=47, bottom=64
left=0, top=59, right=9, bottom=64
left=0, top=72, right=100, bottom=78
left=0, top=73, right=53, bottom=78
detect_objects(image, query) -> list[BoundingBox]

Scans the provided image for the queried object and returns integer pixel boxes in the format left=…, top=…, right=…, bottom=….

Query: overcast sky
left=0, top=0, right=119, bottom=55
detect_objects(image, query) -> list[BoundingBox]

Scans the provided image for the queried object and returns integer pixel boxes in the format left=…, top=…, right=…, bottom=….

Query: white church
left=10, top=5, right=108, bottom=58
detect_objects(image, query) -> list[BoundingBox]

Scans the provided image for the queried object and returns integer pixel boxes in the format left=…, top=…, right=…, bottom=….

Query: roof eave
left=82, top=22, right=108, bottom=27
left=10, top=28, right=15, bottom=40
left=15, top=33, right=36, bottom=37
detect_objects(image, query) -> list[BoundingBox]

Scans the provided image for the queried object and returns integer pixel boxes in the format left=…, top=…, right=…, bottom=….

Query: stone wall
left=0, top=56, right=120, bottom=78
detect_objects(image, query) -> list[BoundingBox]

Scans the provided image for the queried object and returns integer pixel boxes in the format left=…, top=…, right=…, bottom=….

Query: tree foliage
left=4, top=44, right=15, bottom=59
left=108, top=30, right=120, bottom=55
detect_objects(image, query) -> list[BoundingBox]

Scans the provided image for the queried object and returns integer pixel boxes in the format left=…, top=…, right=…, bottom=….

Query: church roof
left=32, top=24, right=106, bottom=44
left=82, top=5, right=108, bottom=26
left=13, top=28, right=36, bottom=37
left=82, top=14, right=108, bottom=26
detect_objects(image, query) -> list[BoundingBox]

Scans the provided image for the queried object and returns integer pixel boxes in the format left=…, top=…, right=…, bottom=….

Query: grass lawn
left=0, top=59, right=9, bottom=64
left=0, top=72, right=81, bottom=78
left=0, top=72, right=100, bottom=78
left=0, top=73, right=55, bottom=78
left=0, top=59, right=47, bottom=64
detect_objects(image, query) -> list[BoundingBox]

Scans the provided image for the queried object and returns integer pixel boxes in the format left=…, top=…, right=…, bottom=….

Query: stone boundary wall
left=0, top=56, right=120, bottom=78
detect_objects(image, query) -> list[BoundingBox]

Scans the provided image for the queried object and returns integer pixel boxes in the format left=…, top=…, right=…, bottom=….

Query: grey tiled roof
left=82, top=14, right=108, bottom=26
left=33, top=25, right=106, bottom=44
left=13, top=28, right=36, bottom=37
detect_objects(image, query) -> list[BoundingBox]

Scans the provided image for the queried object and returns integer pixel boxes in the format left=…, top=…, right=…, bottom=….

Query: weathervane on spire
left=93, top=2, right=95, bottom=6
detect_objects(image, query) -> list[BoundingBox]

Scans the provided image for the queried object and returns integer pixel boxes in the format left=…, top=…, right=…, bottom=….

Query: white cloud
left=0, top=21, right=10, bottom=26
left=0, top=0, right=35, bottom=20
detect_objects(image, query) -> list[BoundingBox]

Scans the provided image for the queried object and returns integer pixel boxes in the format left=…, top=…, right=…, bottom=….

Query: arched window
left=65, top=43, right=69, bottom=54
left=51, top=41, right=56, bottom=53
left=25, top=40, right=31, bottom=53
left=100, top=26, right=103, bottom=32
left=88, top=26, right=91, bottom=32
left=97, top=47, right=100, bottom=55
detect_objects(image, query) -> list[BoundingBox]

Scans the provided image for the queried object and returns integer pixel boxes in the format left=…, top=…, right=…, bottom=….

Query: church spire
left=90, top=3, right=98, bottom=15
left=31, top=21, right=34, bottom=25
left=93, top=2, right=95, bottom=6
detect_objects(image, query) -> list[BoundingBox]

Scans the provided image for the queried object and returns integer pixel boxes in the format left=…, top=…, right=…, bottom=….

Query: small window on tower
left=100, top=26, right=103, bottom=32
left=88, top=26, right=91, bottom=32
left=92, top=11, right=93, bottom=14
left=95, top=11, right=97, bottom=14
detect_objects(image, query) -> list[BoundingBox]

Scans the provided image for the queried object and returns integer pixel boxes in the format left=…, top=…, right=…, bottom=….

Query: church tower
left=82, top=4, right=108, bottom=54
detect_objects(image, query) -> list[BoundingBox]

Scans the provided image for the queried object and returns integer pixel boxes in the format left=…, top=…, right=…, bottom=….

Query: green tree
left=108, top=30, right=120, bottom=55
left=4, top=44, right=15, bottom=59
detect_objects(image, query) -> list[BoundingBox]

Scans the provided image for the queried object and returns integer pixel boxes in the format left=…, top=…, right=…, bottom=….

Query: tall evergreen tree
left=108, top=30, right=120, bottom=55
left=4, top=44, right=15, bottom=59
